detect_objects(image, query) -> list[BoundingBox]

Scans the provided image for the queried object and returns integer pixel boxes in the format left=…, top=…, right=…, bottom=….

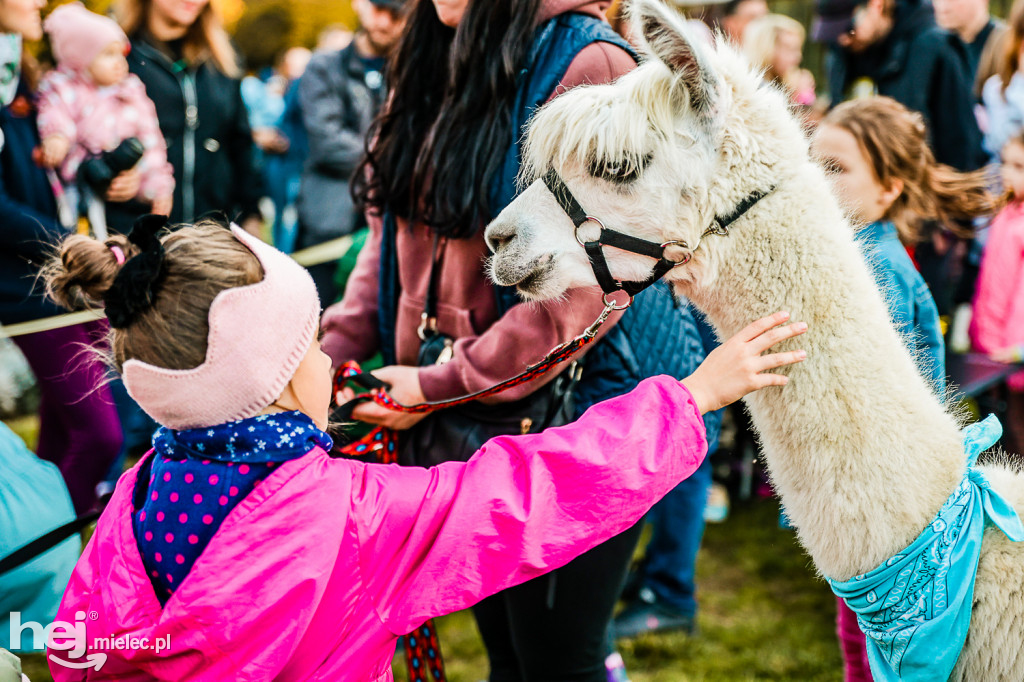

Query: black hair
left=353, top=0, right=544, bottom=238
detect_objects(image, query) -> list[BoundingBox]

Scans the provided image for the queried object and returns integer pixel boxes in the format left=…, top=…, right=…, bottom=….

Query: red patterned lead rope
left=343, top=299, right=619, bottom=416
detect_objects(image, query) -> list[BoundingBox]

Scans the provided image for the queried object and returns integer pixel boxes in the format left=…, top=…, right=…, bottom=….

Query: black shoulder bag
left=399, top=235, right=580, bottom=467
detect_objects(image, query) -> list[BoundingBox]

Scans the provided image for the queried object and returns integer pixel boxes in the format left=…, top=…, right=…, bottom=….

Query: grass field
left=17, top=495, right=842, bottom=682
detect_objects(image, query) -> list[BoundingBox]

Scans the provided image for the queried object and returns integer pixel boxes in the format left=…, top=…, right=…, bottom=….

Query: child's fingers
left=738, top=311, right=791, bottom=342
left=754, top=372, right=789, bottom=388
left=755, top=349, right=807, bottom=372
left=749, top=320, right=807, bottom=354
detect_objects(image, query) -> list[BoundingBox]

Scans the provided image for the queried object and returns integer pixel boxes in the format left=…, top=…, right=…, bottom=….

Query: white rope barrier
left=1, top=235, right=354, bottom=339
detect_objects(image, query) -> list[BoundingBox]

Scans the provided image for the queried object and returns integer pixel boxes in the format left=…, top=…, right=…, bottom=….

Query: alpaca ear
left=629, top=0, right=718, bottom=115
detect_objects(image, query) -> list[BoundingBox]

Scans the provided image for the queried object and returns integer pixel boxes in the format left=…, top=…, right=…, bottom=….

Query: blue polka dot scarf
left=134, top=411, right=332, bottom=604
left=830, top=415, right=1024, bottom=681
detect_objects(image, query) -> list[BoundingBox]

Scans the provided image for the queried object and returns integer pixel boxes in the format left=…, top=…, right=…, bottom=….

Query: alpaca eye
left=587, top=153, right=652, bottom=185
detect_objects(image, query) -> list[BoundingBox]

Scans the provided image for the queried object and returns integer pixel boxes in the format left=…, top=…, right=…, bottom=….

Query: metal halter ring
left=574, top=216, right=606, bottom=246
left=660, top=240, right=692, bottom=266
left=602, top=290, right=633, bottom=310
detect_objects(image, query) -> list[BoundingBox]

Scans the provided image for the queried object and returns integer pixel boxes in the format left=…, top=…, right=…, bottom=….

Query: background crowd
left=2, top=0, right=1024, bottom=680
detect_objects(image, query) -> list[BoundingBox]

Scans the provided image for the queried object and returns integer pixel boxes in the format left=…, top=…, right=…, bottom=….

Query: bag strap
left=0, top=511, right=99, bottom=575
left=418, top=233, right=445, bottom=341
left=331, top=297, right=620, bottom=420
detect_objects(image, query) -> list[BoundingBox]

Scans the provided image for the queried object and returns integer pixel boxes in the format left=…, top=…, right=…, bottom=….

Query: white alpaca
left=484, top=1, right=1024, bottom=678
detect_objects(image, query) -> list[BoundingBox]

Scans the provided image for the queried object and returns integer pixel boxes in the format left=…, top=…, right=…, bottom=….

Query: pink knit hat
left=44, top=3, right=128, bottom=74
left=123, top=226, right=322, bottom=431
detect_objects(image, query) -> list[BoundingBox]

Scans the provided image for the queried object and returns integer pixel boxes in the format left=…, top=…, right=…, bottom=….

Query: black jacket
left=825, top=0, right=986, bottom=171
left=127, top=36, right=262, bottom=225
left=0, top=83, right=70, bottom=325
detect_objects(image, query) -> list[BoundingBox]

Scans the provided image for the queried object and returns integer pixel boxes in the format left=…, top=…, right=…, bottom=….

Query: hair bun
left=44, top=234, right=136, bottom=311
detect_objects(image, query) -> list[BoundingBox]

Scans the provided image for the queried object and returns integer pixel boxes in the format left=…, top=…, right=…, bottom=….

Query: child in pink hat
left=37, top=3, right=173, bottom=232
left=41, top=217, right=806, bottom=680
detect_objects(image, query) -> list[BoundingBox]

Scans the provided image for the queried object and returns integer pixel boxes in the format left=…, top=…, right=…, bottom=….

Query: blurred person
left=933, top=0, right=1006, bottom=96
left=720, top=0, right=768, bottom=44
left=316, top=23, right=354, bottom=52
left=36, top=2, right=174, bottom=236
left=970, top=130, right=1024, bottom=456
left=0, top=422, right=78, bottom=653
left=812, top=96, right=995, bottom=681
left=813, top=0, right=985, bottom=172
left=241, top=45, right=311, bottom=252
left=115, top=0, right=263, bottom=232
left=981, top=0, right=1024, bottom=158
left=743, top=13, right=817, bottom=108
left=294, top=0, right=407, bottom=304
left=0, top=0, right=123, bottom=514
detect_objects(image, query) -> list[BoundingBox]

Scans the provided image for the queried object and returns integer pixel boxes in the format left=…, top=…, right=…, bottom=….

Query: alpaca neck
left=679, top=168, right=966, bottom=580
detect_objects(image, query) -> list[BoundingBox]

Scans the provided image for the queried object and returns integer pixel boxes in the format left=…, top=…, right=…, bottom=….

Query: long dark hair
left=354, top=0, right=544, bottom=238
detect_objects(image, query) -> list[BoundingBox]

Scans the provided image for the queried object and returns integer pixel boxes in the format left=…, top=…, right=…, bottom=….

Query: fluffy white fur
left=484, top=1, right=1024, bottom=677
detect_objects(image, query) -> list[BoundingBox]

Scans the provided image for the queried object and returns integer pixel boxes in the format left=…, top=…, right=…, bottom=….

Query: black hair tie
left=104, top=214, right=169, bottom=329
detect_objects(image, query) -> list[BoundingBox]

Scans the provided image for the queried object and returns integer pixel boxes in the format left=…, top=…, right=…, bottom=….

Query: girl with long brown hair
left=812, top=95, right=996, bottom=682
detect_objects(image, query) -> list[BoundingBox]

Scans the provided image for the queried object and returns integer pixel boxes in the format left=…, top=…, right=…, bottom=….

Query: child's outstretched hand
left=682, top=311, right=807, bottom=414
left=40, top=135, right=69, bottom=168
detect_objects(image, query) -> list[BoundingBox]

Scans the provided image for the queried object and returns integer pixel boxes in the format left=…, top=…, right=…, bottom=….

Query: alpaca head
left=486, top=0, right=807, bottom=301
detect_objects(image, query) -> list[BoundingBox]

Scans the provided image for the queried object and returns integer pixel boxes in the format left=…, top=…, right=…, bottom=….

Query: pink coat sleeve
left=350, top=375, right=707, bottom=635
left=126, top=76, right=175, bottom=202
left=320, top=213, right=384, bottom=365
left=36, top=73, right=78, bottom=143
left=35, top=74, right=83, bottom=185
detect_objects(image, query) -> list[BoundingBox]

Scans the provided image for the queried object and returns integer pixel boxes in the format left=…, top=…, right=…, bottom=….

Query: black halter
left=542, top=169, right=774, bottom=308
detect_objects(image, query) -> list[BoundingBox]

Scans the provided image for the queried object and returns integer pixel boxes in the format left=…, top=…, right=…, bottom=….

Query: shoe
left=613, top=590, right=696, bottom=639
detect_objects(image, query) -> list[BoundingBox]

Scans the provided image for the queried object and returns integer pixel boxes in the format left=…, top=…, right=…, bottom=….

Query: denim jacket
left=858, top=221, right=946, bottom=391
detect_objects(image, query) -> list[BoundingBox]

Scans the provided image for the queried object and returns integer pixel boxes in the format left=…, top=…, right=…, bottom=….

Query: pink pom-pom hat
left=43, top=3, right=128, bottom=74
left=123, top=226, right=321, bottom=430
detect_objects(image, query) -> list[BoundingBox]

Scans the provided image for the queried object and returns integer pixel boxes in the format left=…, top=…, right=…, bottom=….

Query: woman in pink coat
left=43, top=215, right=806, bottom=681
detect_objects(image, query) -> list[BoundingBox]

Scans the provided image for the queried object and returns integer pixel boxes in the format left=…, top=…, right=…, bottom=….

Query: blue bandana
left=829, top=415, right=1024, bottom=681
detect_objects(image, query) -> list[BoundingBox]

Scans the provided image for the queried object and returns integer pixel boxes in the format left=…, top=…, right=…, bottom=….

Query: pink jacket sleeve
left=36, top=73, right=77, bottom=143
left=126, top=76, right=175, bottom=202
left=350, top=375, right=707, bottom=635
left=320, top=213, right=383, bottom=365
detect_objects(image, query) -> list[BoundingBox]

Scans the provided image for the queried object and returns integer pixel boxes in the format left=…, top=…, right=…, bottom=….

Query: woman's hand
left=349, top=365, right=429, bottom=430
left=681, top=311, right=808, bottom=414
left=105, top=168, right=141, bottom=202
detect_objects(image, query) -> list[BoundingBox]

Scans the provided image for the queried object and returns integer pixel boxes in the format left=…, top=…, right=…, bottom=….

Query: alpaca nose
left=485, top=220, right=518, bottom=254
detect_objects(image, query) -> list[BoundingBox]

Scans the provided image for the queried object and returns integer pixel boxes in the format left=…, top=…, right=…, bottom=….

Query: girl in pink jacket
left=42, top=215, right=806, bottom=681
left=970, top=130, right=1024, bottom=456
left=36, top=3, right=173, bottom=224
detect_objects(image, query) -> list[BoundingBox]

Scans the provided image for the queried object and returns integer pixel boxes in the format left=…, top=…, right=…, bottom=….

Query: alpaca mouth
left=516, top=266, right=550, bottom=296
left=492, top=255, right=554, bottom=297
